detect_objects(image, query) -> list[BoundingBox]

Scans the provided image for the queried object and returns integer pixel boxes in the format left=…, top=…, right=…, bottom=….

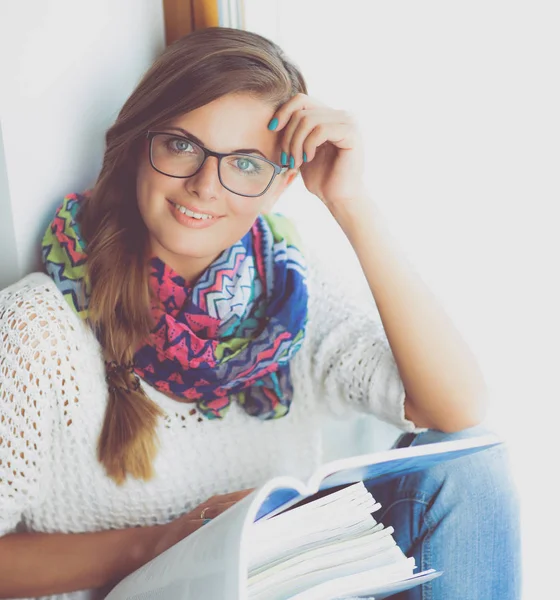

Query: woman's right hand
left=152, top=488, right=255, bottom=557
left=0, top=488, right=256, bottom=599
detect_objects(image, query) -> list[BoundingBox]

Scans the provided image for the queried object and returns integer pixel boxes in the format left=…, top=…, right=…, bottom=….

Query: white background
left=246, top=1, right=560, bottom=597
left=0, top=0, right=165, bottom=288
left=0, top=1, right=558, bottom=597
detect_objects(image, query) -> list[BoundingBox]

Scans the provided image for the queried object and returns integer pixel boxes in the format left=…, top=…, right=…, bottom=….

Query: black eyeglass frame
left=146, top=131, right=288, bottom=198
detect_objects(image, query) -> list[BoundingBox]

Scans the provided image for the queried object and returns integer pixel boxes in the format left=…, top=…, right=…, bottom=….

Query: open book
left=106, top=434, right=499, bottom=600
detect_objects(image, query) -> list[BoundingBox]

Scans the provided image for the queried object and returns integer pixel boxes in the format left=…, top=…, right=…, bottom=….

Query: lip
left=167, top=199, right=224, bottom=229
left=167, top=199, right=224, bottom=218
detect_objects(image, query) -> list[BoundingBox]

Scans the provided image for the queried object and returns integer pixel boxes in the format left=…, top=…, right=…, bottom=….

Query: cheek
left=227, top=198, right=261, bottom=218
left=224, top=200, right=269, bottom=240
left=227, top=189, right=275, bottom=219
left=136, top=160, right=178, bottom=216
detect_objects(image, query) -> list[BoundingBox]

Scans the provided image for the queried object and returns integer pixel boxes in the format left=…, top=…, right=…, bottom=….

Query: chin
left=163, top=216, right=228, bottom=258
left=161, top=241, right=218, bottom=261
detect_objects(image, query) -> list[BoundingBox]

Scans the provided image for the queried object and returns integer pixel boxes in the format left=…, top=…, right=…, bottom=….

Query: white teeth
left=174, top=203, right=214, bottom=220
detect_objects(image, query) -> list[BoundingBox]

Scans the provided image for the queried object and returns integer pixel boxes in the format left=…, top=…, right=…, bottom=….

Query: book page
left=288, top=566, right=441, bottom=600
left=332, top=570, right=442, bottom=599
left=105, top=477, right=306, bottom=600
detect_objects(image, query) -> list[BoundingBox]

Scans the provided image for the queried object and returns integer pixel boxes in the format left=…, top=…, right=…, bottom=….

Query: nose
left=185, top=156, right=221, bottom=201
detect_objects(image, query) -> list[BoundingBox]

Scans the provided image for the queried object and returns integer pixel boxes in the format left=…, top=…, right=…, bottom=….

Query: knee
left=426, top=437, right=520, bottom=529
left=411, top=426, right=519, bottom=514
left=448, top=441, right=517, bottom=499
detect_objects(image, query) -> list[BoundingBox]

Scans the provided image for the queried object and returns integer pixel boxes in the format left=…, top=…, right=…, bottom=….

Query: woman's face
left=136, top=93, right=293, bottom=281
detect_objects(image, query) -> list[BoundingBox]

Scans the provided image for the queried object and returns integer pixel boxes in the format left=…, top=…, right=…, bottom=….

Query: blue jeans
left=365, top=426, right=521, bottom=600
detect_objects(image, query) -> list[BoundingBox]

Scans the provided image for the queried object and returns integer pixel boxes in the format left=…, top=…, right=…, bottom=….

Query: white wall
left=0, top=123, right=19, bottom=287
left=246, top=1, right=560, bottom=598
left=0, top=0, right=165, bottom=287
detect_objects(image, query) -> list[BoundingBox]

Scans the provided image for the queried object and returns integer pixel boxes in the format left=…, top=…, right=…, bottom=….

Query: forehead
left=166, top=93, right=280, bottom=156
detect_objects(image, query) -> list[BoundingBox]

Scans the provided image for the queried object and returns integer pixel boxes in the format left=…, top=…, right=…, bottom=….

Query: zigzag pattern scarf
left=41, top=193, right=308, bottom=420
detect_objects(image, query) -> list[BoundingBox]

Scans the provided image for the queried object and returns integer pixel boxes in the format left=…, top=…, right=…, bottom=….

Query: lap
left=368, top=425, right=515, bottom=506
left=364, top=425, right=521, bottom=600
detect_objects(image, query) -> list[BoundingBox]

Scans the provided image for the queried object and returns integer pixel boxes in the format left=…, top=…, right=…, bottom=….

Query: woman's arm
left=0, top=490, right=249, bottom=599
left=331, top=196, right=487, bottom=432
left=0, top=277, right=252, bottom=598
left=0, top=527, right=163, bottom=599
left=272, top=94, right=487, bottom=432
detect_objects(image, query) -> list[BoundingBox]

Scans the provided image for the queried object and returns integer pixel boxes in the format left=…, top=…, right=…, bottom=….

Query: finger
left=211, top=488, right=255, bottom=503
left=194, top=489, right=254, bottom=514
left=286, top=110, right=350, bottom=167
left=281, top=108, right=333, bottom=166
left=199, top=489, right=254, bottom=508
left=300, top=122, right=354, bottom=163
left=201, top=501, right=239, bottom=520
left=187, top=500, right=236, bottom=521
left=270, top=93, right=324, bottom=132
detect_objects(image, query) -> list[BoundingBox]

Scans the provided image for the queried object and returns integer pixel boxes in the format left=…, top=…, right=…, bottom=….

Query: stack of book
left=247, top=482, right=423, bottom=599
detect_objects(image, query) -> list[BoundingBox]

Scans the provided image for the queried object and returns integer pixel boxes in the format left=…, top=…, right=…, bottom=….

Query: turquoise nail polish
left=268, top=118, right=279, bottom=131
left=281, top=151, right=287, bottom=165
left=303, top=152, right=308, bottom=163
left=289, top=155, right=295, bottom=169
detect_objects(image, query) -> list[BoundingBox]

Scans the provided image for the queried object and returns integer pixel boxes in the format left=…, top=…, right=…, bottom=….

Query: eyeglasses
left=146, top=131, right=288, bottom=198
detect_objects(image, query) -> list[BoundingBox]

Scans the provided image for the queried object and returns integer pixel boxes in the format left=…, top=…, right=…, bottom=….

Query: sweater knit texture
left=0, top=252, right=415, bottom=600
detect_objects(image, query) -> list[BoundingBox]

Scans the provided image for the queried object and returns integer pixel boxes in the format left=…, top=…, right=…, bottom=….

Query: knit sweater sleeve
left=304, top=248, right=420, bottom=432
left=0, top=275, right=59, bottom=536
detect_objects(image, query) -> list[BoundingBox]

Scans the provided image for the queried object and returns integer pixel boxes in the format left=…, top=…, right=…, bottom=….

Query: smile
left=166, top=199, right=224, bottom=230
left=172, top=202, right=215, bottom=220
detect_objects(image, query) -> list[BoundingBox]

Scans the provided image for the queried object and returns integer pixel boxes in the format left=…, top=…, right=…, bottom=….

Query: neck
left=149, top=241, right=219, bottom=284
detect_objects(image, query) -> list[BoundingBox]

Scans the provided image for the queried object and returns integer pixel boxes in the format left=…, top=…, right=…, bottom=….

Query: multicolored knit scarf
left=41, top=193, right=308, bottom=420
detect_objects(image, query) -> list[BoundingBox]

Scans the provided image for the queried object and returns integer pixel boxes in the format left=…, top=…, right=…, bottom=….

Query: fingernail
left=289, top=155, right=295, bottom=169
left=268, top=118, right=279, bottom=131
left=303, top=152, right=308, bottom=163
left=281, top=151, right=287, bottom=165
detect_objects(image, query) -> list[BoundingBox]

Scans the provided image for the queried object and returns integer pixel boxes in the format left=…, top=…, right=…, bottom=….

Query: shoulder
left=0, top=273, right=89, bottom=360
left=2, top=271, right=62, bottom=297
left=0, top=276, right=82, bottom=529
left=0, top=273, right=103, bottom=433
left=1, top=272, right=75, bottom=321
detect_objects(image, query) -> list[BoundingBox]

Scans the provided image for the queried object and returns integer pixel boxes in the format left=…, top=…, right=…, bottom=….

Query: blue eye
left=232, top=157, right=264, bottom=175
left=173, top=140, right=192, bottom=152
left=236, top=158, right=254, bottom=171
left=167, top=138, right=194, bottom=154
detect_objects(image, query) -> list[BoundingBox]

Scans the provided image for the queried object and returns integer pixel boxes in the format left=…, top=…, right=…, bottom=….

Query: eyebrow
left=164, top=127, right=268, bottom=159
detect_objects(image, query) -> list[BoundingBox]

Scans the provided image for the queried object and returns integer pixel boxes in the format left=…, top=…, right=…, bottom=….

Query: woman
left=0, top=27, right=519, bottom=599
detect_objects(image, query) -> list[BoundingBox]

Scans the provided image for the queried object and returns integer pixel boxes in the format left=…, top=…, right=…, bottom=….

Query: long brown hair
left=78, top=28, right=307, bottom=484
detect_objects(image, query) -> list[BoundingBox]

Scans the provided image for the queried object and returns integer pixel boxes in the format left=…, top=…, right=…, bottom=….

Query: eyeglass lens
left=150, top=133, right=276, bottom=196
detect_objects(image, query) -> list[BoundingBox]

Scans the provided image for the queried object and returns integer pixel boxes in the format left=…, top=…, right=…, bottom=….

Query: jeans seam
left=421, top=501, right=439, bottom=600
left=376, top=495, right=436, bottom=600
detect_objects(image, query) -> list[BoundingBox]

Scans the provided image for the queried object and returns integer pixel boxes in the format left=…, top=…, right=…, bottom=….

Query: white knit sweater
left=0, top=255, right=416, bottom=600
